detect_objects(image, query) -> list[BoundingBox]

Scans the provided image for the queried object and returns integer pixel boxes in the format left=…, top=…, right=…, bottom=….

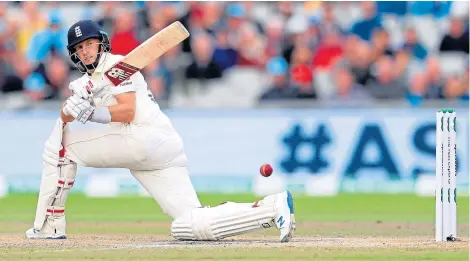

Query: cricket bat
left=104, top=21, right=189, bottom=86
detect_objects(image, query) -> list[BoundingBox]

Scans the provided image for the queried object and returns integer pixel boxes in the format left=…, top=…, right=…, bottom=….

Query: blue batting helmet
left=66, top=20, right=111, bottom=73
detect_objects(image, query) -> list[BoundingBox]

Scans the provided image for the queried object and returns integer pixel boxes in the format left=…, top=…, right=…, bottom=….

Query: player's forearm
left=61, top=111, right=75, bottom=123
left=60, top=103, right=75, bottom=123
left=107, top=104, right=136, bottom=123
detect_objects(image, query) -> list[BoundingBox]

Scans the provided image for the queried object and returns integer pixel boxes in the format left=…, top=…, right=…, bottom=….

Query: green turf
left=1, top=193, right=468, bottom=223
left=0, top=193, right=468, bottom=261
left=1, top=247, right=467, bottom=261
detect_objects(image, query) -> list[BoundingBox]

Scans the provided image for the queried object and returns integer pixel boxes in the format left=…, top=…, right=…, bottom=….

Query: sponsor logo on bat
left=105, top=62, right=139, bottom=86
left=107, top=68, right=132, bottom=80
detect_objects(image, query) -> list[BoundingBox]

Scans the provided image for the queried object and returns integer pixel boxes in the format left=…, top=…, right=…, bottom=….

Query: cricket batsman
left=25, top=20, right=295, bottom=242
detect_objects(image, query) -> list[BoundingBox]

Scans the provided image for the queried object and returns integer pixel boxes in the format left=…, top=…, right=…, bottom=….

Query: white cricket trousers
left=62, top=122, right=202, bottom=219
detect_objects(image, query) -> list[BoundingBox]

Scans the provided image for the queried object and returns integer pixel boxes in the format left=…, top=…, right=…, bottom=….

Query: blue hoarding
left=0, top=108, right=468, bottom=196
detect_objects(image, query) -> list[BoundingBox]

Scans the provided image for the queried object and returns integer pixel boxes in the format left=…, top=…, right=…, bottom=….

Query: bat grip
left=86, top=80, right=95, bottom=106
left=89, top=94, right=95, bottom=106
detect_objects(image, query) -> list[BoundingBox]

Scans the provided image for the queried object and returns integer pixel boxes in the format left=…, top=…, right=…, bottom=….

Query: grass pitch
left=0, top=193, right=468, bottom=260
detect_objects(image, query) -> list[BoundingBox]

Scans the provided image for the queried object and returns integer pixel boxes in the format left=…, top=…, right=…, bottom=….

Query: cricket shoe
left=260, top=191, right=295, bottom=242
left=25, top=216, right=67, bottom=239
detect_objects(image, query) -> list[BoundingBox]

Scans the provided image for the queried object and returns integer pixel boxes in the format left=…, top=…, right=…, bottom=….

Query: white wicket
left=435, top=109, right=457, bottom=242
left=435, top=111, right=443, bottom=241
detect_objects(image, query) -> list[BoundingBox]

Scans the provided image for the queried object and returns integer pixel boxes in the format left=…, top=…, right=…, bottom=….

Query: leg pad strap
left=46, top=206, right=65, bottom=216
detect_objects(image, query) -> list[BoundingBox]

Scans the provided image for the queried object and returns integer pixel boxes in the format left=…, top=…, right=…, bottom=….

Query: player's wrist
left=89, top=107, right=111, bottom=124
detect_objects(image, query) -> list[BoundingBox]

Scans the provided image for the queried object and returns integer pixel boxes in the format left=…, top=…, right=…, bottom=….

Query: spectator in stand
left=291, top=44, right=312, bottom=67
left=291, top=64, right=316, bottom=99
left=0, top=2, right=17, bottom=74
left=305, top=17, right=321, bottom=50
left=312, top=29, right=343, bottom=71
left=238, top=1, right=264, bottom=32
left=0, top=44, right=29, bottom=96
left=277, top=2, right=294, bottom=21
left=213, top=27, right=238, bottom=72
left=401, top=27, right=428, bottom=61
left=263, top=15, right=285, bottom=60
left=148, top=6, right=168, bottom=37
left=443, top=71, right=469, bottom=100
left=460, top=68, right=469, bottom=101
left=1, top=39, right=30, bottom=99
left=25, top=10, right=67, bottom=64
left=201, top=2, right=224, bottom=35
left=0, top=2, right=12, bottom=50
left=350, top=1, right=382, bottom=42
left=226, top=3, right=248, bottom=47
left=158, top=2, right=182, bottom=26
left=23, top=54, right=69, bottom=101
left=317, top=3, right=344, bottom=37
left=9, top=51, right=32, bottom=82
left=283, top=14, right=310, bottom=64
left=290, top=46, right=315, bottom=98
left=408, top=59, right=469, bottom=106
left=26, top=9, right=68, bottom=69
left=236, top=22, right=266, bottom=68
left=134, top=1, right=150, bottom=41
left=141, top=5, right=175, bottom=101
left=364, top=56, right=407, bottom=99
left=330, top=67, right=371, bottom=101
left=42, top=55, right=69, bottom=100
left=259, top=57, right=298, bottom=101
left=144, top=57, right=173, bottom=101
left=180, top=2, right=204, bottom=53
left=97, top=1, right=117, bottom=36
left=343, top=39, right=374, bottom=86
left=15, top=1, right=48, bottom=55
left=370, top=29, right=394, bottom=62
left=407, top=57, right=445, bottom=106
left=23, top=72, right=45, bottom=101
left=439, top=17, right=469, bottom=54
left=2, top=1, right=468, bottom=109
left=333, top=2, right=363, bottom=33
left=110, top=9, right=140, bottom=56
left=407, top=72, right=429, bottom=106
left=422, top=57, right=446, bottom=99
left=185, top=32, right=222, bottom=82
left=390, top=27, right=427, bottom=83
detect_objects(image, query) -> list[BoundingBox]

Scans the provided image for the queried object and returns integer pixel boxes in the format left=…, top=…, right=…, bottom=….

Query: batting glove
left=63, top=94, right=95, bottom=124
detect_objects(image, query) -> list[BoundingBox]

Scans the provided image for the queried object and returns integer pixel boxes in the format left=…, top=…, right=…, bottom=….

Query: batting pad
left=171, top=202, right=276, bottom=241
left=33, top=118, right=77, bottom=232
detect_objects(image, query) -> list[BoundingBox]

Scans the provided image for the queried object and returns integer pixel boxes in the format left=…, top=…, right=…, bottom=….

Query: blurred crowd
left=0, top=1, right=468, bottom=109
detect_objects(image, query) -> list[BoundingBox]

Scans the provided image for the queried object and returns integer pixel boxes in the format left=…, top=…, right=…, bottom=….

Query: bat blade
left=104, top=21, right=189, bottom=86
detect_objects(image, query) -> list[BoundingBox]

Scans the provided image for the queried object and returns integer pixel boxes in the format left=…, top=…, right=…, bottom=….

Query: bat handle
left=89, top=94, right=95, bottom=106
left=86, top=80, right=96, bottom=106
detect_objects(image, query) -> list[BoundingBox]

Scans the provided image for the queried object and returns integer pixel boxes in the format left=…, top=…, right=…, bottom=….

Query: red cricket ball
left=260, top=164, right=273, bottom=177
